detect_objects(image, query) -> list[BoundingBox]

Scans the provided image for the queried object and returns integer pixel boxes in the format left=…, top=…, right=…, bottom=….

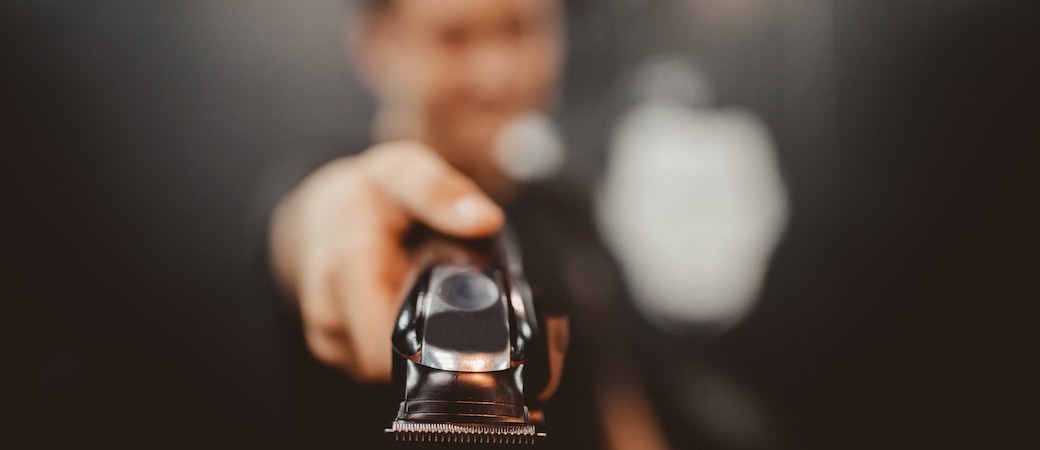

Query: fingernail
left=454, top=195, right=495, bottom=228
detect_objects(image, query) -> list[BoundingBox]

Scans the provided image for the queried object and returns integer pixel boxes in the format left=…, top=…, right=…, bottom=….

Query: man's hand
left=268, top=141, right=504, bottom=383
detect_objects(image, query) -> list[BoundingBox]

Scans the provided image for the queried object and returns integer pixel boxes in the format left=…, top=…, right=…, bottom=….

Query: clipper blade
left=385, top=421, right=544, bottom=445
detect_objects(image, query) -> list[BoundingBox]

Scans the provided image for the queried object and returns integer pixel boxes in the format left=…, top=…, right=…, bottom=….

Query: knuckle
left=366, top=141, right=439, bottom=178
left=298, top=288, right=347, bottom=338
left=369, top=140, right=424, bottom=165
left=305, top=333, right=347, bottom=366
left=386, top=140, right=433, bottom=160
left=313, top=313, right=347, bottom=337
left=352, top=358, right=391, bottom=384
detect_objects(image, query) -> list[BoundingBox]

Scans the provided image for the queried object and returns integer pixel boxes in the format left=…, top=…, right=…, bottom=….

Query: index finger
left=360, top=141, right=505, bottom=238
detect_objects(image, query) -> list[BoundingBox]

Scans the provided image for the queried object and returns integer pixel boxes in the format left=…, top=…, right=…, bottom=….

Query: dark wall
left=5, top=0, right=1036, bottom=448
left=3, top=1, right=367, bottom=447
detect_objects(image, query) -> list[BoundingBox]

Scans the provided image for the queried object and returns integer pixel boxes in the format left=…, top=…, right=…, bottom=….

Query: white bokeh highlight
left=494, top=113, right=566, bottom=182
left=598, top=60, right=788, bottom=332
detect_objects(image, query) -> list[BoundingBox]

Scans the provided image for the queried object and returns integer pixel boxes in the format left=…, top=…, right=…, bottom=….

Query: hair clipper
left=385, top=227, right=567, bottom=446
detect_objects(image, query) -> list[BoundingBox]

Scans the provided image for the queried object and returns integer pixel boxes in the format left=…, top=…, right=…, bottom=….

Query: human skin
left=269, top=141, right=504, bottom=382
left=269, top=0, right=563, bottom=383
left=269, top=4, right=672, bottom=447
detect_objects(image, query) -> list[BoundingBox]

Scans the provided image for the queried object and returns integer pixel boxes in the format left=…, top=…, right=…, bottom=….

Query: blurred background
left=4, top=0, right=1037, bottom=448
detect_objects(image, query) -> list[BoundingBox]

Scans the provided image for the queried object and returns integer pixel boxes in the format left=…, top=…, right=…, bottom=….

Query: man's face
left=357, top=0, right=564, bottom=166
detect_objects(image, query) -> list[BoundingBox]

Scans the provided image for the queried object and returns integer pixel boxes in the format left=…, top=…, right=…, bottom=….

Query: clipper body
left=386, top=232, right=553, bottom=445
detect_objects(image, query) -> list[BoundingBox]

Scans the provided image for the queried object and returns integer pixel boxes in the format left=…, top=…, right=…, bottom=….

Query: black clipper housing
left=386, top=231, right=559, bottom=445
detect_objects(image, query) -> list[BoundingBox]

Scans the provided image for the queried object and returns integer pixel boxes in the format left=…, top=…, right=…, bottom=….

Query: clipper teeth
left=386, top=421, right=541, bottom=444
